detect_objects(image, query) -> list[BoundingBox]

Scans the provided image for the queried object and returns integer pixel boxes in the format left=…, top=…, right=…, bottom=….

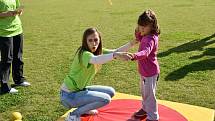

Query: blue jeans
left=60, top=85, right=115, bottom=116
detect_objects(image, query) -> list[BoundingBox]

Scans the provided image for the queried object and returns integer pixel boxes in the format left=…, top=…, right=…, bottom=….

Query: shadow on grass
left=189, top=48, right=215, bottom=59
left=159, top=33, right=215, bottom=81
left=158, top=33, right=215, bottom=58
left=165, top=58, right=215, bottom=80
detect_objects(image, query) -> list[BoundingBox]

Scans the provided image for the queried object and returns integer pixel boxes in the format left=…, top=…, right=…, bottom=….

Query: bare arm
left=0, top=6, right=23, bottom=18
left=0, top=11, right=16, bottom=18
left=0, top=9, right=23, bottom=18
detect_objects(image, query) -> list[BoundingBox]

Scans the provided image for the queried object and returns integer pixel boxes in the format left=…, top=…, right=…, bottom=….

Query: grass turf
left=0, top=0, right=214, bottom=120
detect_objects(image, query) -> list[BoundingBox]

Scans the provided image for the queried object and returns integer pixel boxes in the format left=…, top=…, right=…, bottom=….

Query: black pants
left=0, top=34, right=25, bottom=92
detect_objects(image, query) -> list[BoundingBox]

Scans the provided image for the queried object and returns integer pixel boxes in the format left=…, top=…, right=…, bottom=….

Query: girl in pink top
left=83, top=9, right=161, bottom=121
left=129, top=10, right=161, bottom=121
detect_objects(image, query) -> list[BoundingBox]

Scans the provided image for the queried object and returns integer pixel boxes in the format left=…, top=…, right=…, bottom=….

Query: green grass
left=0, top=0, right=215, bottom=120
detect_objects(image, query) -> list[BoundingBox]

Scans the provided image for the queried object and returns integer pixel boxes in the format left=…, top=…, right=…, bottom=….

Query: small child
left=129, top=10, right=161, bottom=121
left=107, top=9, right=160, bottom=121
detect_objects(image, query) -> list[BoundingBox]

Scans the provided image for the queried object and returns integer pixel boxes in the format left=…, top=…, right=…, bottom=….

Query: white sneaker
left=18, top=82, right=31, bottom=87
left=9, top=88, right=18, bottom=94
left=65, top=113, right=80, bottom=121
left=85, top=109, right=98, bottom=115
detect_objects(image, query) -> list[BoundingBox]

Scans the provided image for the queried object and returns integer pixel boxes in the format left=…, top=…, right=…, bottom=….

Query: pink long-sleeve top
left=133, top=33, right=160, bottom=77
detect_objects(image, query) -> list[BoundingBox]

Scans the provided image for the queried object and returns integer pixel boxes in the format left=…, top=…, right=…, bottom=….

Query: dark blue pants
left=0, top=34, right=25, bottom=92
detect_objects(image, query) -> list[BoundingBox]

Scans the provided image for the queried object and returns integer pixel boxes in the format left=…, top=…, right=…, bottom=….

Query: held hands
left=113, top=52, right=134, bottom=61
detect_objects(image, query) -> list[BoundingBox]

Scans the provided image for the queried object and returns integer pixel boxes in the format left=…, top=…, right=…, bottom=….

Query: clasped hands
left=113, top=52, right=134, bottom=61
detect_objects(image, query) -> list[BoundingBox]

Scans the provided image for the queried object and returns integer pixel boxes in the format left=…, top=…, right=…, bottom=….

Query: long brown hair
left=76, top=28, right=102, bottom=64
left=138, top=9, right=160, bottom=35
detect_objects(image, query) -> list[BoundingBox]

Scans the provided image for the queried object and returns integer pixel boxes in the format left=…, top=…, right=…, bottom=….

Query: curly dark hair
left=138, top=9, right=160, bottom=35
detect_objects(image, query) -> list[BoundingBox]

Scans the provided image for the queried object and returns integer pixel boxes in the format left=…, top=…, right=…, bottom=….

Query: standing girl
left=118, top=10, right=160, bottom=121
left=0, top=0, right=30, bottom=94
left=131, top=9, right=161, bottom=121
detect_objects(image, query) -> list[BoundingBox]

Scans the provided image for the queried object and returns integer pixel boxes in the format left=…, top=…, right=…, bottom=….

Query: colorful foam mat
left=57, top=92, right=215, bottom=121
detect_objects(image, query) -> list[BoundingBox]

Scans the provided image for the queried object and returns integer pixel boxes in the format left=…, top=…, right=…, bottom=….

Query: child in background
left=0, top=0, right=30, bottom=94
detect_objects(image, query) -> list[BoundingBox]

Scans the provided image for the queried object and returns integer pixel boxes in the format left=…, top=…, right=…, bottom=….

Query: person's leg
left=140, top=77, right=146, bottom=111
left=142, top=75, right=159, bottom=121
left=0, top=36, right=13, bottom=93
left=86, top=85, right=115, bottom=98
left=134, top=77, right=147, bottom=118
left=12, top=34, right=25, bottom=84
left=60, top=89, right=111, bottom=117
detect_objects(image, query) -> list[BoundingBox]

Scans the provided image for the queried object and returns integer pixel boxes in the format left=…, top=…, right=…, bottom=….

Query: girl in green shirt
left=0, top=0, right=30, bottom=94
left=60, top=28, right=136, bottom=121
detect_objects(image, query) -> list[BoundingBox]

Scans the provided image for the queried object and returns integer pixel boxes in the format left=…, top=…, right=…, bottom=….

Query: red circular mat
left=80, top=99, right=188, bottom=121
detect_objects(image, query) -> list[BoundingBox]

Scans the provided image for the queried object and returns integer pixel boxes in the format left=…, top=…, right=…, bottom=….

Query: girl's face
left=87, top=32, right=100, bottom=53
left=138, top=24, right=152, bottom=36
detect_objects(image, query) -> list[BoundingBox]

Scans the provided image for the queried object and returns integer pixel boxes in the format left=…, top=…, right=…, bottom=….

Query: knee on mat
left=101, top=94, right=112, bottom=104
left=109, top=87, right=116, bottom=98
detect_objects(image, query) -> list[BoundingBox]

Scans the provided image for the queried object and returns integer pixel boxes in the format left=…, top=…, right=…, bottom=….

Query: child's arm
left=131, top=39, right=154, bottom=60
left=0, top=6, right=23, bottom=18
left=0, top=11, right=17, bottom=18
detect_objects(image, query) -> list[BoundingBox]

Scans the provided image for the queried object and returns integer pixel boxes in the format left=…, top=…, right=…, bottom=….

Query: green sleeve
left=102, top=48, right=115, bottom=54
left=82, top=51, right=94, bottom=67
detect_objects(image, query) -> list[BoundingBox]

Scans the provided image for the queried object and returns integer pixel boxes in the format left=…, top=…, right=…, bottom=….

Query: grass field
left=0, top=0, right=215, bottom=120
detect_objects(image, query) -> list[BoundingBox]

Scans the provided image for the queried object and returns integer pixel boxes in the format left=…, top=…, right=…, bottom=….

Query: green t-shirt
left=64, top=48, right=113, bottom=91
left=0, top=0, right=22, bottom=37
